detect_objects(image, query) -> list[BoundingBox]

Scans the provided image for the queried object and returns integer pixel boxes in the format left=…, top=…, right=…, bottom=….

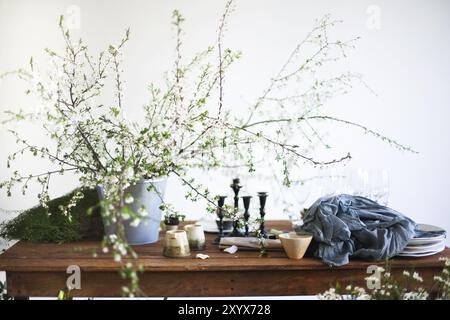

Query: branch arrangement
left=0, top=0, right=415, bottom=295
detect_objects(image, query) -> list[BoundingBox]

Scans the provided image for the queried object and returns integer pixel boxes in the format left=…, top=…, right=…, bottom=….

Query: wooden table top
left=0, top=220, right=449, bottom=273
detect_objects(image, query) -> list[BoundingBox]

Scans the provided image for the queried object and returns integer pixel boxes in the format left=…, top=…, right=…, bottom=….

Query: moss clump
left=0, top=189, right=103, bottom=243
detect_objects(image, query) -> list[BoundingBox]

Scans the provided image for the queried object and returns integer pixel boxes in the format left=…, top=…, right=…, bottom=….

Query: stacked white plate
left=397, top=224, right=447, bottom=257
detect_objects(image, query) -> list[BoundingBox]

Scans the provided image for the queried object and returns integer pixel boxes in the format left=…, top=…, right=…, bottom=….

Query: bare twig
left=217, top=0, right=235, bottom=118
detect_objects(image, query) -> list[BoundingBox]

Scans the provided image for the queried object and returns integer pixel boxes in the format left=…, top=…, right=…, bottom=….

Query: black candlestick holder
left=214, top=196, right=227, bottom=243
left=227, top=178, right=244, bottom=237
left=257, top=192, right=268, bottom=238
left=242, top=196, right=252, bottom=237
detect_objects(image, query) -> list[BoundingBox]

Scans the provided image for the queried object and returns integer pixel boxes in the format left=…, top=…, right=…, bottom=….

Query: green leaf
left=57, top=290, right=65, bottom=300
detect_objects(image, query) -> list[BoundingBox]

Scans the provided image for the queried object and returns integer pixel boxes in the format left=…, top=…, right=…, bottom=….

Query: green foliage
left=163, top=212, right=186, bottom=224
left=57, top=289, right=72, bottom=300
left=0, top=189, right=102, bottom=243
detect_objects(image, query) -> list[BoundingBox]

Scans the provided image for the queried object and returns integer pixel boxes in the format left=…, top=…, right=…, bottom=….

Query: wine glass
left=346, top=168, right=370, bottom=198
left=369, top=169, right=390, bottom=206
left=284, top=179, right=312, bottom=229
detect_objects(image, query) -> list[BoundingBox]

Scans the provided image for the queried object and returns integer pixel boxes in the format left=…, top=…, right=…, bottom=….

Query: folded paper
left=223, top=245, right=239, bottom=254
left=219, top=237, right=282, bottom=251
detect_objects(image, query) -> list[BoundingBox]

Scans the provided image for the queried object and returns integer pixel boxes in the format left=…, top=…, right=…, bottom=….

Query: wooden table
left=0, top=220, right=448, bottom=298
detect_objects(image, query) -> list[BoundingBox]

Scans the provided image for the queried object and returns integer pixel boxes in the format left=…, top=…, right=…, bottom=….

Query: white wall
left=1, top=0, right=449, bottom=245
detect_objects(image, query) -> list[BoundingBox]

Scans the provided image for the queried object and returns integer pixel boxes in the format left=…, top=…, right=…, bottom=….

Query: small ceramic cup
left=279, top=232, right=313, bottom=259
left=184, top=223, right=206, bottom=251
left=163, top=230, right=191, bottom=258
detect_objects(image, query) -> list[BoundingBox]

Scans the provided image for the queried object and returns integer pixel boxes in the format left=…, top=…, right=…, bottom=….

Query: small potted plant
left=164, top=213, right=186, bottom=231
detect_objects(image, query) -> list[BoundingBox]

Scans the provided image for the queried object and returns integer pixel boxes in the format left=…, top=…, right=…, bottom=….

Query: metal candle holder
left=242, top=195, right=252, bottom=237
left=257, top=192, right=268, bottom=238
left=214, top=178, right=269, bottom=241
left=227, top=178, right=244, bottom=237
left=215, top=195, right=227, bottom=243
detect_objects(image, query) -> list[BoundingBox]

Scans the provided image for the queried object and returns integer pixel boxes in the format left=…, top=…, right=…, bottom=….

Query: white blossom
left=130, top=219, right=141, bottom=227
left=125, top=194, right=134, bottom=204
left=412, top=272, right=423, bottom=282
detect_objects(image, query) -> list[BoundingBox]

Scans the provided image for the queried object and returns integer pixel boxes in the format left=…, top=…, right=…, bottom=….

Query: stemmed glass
left=369, top=169, right=390, bottom=206
left=284, top=179, right=312, bottom=229
left=342, top=168, right=390, bottom=205
left=350, top=168, right=370, bottom=198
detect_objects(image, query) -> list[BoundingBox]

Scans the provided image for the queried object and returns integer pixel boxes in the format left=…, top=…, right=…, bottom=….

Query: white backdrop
left=1, top=0, right=449, bottom=245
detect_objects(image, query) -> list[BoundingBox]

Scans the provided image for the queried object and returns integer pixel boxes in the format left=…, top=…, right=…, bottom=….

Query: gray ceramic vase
left=97, top=177, right=167, bottom=245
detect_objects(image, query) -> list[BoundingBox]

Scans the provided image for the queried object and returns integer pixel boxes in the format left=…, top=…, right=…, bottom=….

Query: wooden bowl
left=279, top=232, right=312, bottom=259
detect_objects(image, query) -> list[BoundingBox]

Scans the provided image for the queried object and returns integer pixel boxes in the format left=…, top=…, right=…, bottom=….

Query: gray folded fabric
left=296, top=194, right=416, bottom=266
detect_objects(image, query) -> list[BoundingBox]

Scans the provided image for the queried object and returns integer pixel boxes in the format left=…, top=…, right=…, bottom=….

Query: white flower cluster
left=403, top=291, right=429, bottom=300
left=433, top=257, right=450, bottom=299
left=319, top=262, right=450, bottom=300
left=318, top=286, right=370, bottom=300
